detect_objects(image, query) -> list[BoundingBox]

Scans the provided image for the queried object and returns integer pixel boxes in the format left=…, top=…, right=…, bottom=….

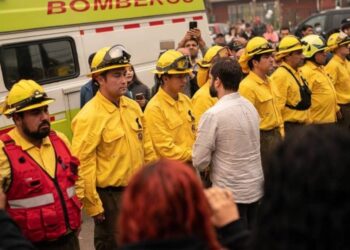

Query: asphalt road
left=79, top=212, right=95, bottom=250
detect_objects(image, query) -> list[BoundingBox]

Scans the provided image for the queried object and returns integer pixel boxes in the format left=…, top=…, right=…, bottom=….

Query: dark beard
left=209, top=84, right=218, bottom=98
left=23, top=121, right=51, bottom=140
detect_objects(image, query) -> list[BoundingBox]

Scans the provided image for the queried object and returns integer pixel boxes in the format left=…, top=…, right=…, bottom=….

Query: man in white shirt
left=193, top=58, right=264, bottom=229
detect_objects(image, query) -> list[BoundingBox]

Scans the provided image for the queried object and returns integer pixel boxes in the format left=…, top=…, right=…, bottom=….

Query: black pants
left=338, top=104, right=350, bottom=130
left=260, top=128, right=282, bottom=177
left=34, top=232, right=80, bottom=250
left=94, top=187, right=124, bottom=250
left=237, top=200, right=260, bottom=230
left=284, top=122, right=305, bottom=137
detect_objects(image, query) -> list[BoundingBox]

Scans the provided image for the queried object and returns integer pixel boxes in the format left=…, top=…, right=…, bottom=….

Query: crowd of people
left=1, top=15, right=350, bottom=250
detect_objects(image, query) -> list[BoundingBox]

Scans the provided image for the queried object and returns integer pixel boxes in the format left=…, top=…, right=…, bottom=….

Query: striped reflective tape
left=8, top=193, right=54, bottom=209
left=67, top=186, right=76, bottom=198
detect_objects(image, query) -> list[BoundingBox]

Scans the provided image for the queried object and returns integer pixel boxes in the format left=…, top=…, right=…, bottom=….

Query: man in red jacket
left=0, top=79, right=81, bottom=250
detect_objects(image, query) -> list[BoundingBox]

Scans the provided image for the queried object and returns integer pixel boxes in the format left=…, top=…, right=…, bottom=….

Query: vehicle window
left=0, top=37, right=79, bottom=90
left=305, top=15, right=326, bottom=30
left=333, top=13, right=350, bottom=29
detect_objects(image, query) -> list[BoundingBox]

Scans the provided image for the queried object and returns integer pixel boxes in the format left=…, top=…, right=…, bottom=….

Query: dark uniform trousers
left=95, top=187, right=124, bottom=250
left=284, top=122, right=305, bottom=137
left=338, top=103, right=350, bottom=130
left=260, top=128, right=282, bottom=176
left=34, top=232, right=80, bottom=250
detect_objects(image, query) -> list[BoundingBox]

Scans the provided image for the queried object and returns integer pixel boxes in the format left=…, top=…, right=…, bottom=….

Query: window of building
left=0, top=37, right=79, bottom=90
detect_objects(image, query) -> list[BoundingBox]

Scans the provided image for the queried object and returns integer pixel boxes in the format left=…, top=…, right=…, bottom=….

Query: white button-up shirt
left=193, top=92, right=264, bottom=203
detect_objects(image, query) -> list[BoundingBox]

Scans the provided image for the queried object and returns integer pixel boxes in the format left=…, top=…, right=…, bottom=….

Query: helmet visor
left=9, top=91, right=50, bottom=113
left=92, top=45, right=131, bottom=72
left=156, top=55, right=191, bottom=72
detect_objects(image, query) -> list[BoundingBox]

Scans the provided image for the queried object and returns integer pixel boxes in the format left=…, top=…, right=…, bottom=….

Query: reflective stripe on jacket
left=1, top=131, right=81, bottom=243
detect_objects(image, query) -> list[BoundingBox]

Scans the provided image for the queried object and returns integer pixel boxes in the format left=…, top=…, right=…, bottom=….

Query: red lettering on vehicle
left=47, top=1, right=66, bottom=14
left=135, top=0, right=148, bottom=7
left=115, top=0, right=131, bottom=8
left=70, top=0, right=90, bottom=12
left=94, top=0, right=113, bottom=10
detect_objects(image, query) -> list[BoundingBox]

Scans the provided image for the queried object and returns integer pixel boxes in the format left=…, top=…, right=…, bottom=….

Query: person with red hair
left=117, top=159, right=250, bottom=250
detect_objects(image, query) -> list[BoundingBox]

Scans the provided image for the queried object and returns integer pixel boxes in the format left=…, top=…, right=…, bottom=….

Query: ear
left=12, top=113, right=22, bottom=126
left=95, top=75, right=106, bottom=86
left=214, top=77, right=222, bottom=88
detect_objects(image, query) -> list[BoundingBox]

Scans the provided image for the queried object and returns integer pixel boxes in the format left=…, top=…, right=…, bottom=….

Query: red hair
left=118, top=159, right=221, bottom=250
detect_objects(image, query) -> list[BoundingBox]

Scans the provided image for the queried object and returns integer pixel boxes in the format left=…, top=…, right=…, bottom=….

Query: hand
left=93, top=213, right=105, bottom=224
left=0, top=187, right=5, bottom=210
left=204, top=187, right=239, bottom=227
left=136, top=98, right=147, bottom=108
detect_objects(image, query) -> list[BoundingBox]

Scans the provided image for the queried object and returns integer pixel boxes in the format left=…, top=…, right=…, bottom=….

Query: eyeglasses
left=156, top=55, right=191, bottom=72
left=91, top=45, right=131, bottom=71
left=9, top=91, right=48, bottom=111
left=248, top=43, right=273, bottom=55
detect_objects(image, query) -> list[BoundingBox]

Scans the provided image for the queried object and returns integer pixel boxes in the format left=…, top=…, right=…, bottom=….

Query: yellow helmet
left=197, top=45, right=229, bottom=68
left=239, top=37, right=274, bottom=73
left=153, top=50, right=192, bottom=75
left=88, top=45, right=131, bottom=77
left=1, top=80, right=54, bottom=116
left=246, top=37, right=274, bottom=57
left=276, top=35, right=303, bottom=60
left=327, top=32, right=350, bottom=52
left=301, top=34, right=327, bottom=58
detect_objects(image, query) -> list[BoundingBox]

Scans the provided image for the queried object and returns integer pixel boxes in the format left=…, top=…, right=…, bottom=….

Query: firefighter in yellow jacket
left=192, top=45, right=230, bottom=125
left=144, top=50, right=196, bottom=162
left=71, top=45, right=156, bottom=250
left=238, top=37, right=283, bottom=174
left=270, top=35, right=310, bottom=135
left=325, top=32, right=350, bottom=129
left=299, top=35, right=339, bottom=124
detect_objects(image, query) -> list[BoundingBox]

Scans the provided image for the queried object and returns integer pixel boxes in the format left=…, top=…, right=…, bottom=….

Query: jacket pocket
left=167, top=118, right=183, bottom=130
left=255, top=91, right=274, bottom=119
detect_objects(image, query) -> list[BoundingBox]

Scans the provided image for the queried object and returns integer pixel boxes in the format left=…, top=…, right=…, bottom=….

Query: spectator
left=241, top=23, right=254, bottom=41
left=252, top=125, right=350, bottom=250
left=193, top=58, right=264, bottom=229
left=118, top=159, right=250, bottom=250
left=252, top=16, right=266, bottom=36
left=214, top=33, right=226, bottom=46
left=80, top=52, right=98, bottom=108
left=263, top=24, right=279, bottom=44
left=300, top=24, right=314, bottom=37
left=126, top=65, right=150, bottom=110
left=279, top=26, right=290, bottom=40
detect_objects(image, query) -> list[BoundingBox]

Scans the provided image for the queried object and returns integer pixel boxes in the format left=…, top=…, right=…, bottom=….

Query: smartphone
left=189, top=21, right=197, bottom=30
left=135, top=93, right=145, bottom=100
left=160, top=40, right=175, bottom=50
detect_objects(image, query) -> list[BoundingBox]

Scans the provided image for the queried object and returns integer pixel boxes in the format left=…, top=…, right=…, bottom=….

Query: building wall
left=210, top=0, right=348, bottom=27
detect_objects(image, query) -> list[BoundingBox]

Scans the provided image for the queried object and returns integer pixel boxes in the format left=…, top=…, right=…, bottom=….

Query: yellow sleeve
left=192, top=96, right=216, bottom=126
left=0, top=142, right=11, bottom=192
left=71, top=115, right=104, bottom=217
left=239, top=83, right=256, bottom=106
left=141, top=115, right=158, bottom=164
left=325, top=62, right=337, bottom=85
left=144, top=106, right=192, bottom=162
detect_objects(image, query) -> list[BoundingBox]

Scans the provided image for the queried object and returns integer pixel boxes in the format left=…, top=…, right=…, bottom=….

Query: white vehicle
left=0, top=0, right=211, bottom=139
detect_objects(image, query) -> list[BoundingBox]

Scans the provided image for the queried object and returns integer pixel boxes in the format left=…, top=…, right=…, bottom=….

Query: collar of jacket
left=305, top=60, right=323, bottom=70
left=333, top=54, right=346, bottom=65
left=158, top=87, right=185, bottom=106
left=281, top=61, right=299, bottom=75
left=248, top=70, right=270, bottom=86
left=95, top=91, right=128, bottom=113
left=11, top=127, right=51, bottom=151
